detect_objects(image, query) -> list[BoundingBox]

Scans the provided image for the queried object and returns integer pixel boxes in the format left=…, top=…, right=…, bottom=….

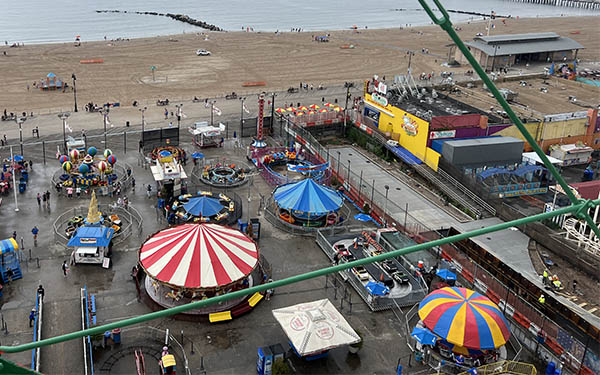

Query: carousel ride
left=252, top=147, right=328, bottom=186
left=57, top=191, right=131, bottom=243
left=272, top=178, right=344, bottom=228
left=199, top=161, right=250, bottom=187
left=139, top=223, right=265, bottom=315
left=412, top=287, right=511, bottom=367
left=56, top=147, right=123, bottom=193
left=150, top=146, right=186, bottom=162
left=167, top=190, right=239, bottom=225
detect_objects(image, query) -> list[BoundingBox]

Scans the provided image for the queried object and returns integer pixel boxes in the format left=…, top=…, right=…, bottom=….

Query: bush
left=272, top=359, right=292, bottom=375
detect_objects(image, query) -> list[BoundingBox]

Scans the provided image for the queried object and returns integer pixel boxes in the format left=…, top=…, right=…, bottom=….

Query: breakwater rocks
left=392, top=8, right=510, bottom=18
left=96, top=10, right=223, bottom=31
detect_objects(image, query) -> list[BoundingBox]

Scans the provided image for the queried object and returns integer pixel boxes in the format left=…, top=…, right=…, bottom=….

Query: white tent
left=522, top=152, right=563, bottom=166
left=272, top=299, right=360, bottom=356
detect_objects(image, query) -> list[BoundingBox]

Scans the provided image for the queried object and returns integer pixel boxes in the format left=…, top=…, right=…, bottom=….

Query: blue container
left=257, top=346, right=273, bottom=375
left=546, top=362, right=556, bottom=375
left=112, top=328, right=121, bottom=344
left=238, top=219, right=248, bottom=234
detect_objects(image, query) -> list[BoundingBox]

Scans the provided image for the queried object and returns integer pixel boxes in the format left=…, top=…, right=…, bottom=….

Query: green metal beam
left=417, top=0, right=600, bottom=240
left=0, top=200, right=595, bottom=354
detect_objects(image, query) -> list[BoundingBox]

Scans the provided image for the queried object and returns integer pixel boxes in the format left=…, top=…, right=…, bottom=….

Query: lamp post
left=139, top=107, right=147, bottom=133
left=209, top=100, right=216, bottom=126
left=343, top=82, right=353, bottom=134
left=14, top=117, right=25, bottom=156
left=239, top=97, right=245, bottom=132
left=176, top=104, right=182, bottom=128
left=347, top=159, right=351, bottom=181
left=407, top=51, right=415, bottom=75
left=270, top=92, right=276, bottom=132
left=10, top=146, right=19, bottom=212
left=100, top=108, right=109, bottom=146
left=336, top=151, right=341, bottom=177
left=58, top=112, right=70, bottom=154
left=71, top=73, right=78, bottom=112
left=384, top=184, right=390, bottom=227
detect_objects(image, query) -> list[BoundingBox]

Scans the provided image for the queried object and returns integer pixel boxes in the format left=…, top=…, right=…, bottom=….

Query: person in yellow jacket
left=542, top=270, right=548, bottom=285
left=538, top=294, right=546, bottom=304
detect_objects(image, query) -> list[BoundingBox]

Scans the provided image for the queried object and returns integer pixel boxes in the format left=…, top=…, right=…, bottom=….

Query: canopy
left=411, top=326, right=438, bottom=346
left=11, top=155, right=23, bottom=162
left=192, top=152, right=204, bottom=159
left=47, top=73, right=56, bottom=78
left=272, top=299, right=360, bottom=356
left=365, top=281, right=389, bottom=296
left=139, top=224, right=258, bottom=289
left=418, top=287, right=510, bottom=350
left=183, top=196, right=223, bottom=217
left=438, top=338, right=485, bottom=357
left=67, top=226, right=114, bottom=247
left=0, top=238, right=18, bottom=254
left=522, top=152, right=563, bottom=166
left=273, top=179, right=343, bottom=216
left=436, top=268, right=457, bottom=281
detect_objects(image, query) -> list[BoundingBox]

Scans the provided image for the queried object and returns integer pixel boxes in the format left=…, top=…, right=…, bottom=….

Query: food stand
left=67, top=226, right=114, bottom=266
left=189, top=121, right=226, bottom=148
left=150, top=151, right=188, bottom=197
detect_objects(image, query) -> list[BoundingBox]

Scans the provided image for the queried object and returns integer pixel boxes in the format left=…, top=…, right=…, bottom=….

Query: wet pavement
left=0, top=132, right=422, bottom=374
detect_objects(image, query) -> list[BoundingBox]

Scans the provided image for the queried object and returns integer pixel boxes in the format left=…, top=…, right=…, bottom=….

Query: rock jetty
left=96, top=10, right=223, bottom=31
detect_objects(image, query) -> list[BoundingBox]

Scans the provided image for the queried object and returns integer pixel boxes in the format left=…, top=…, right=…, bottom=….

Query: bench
left=209, top=311, right=232, bottom=323
left=248, top=292, right=263, bottom=307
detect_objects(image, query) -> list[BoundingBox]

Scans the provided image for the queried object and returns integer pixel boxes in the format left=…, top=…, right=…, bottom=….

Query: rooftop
left=387, top=89, right=501, bottom=123
left=466, top=32, right=583, bottom=56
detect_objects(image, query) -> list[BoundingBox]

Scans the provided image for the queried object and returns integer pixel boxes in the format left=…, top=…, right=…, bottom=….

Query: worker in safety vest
left=553, top=278, right=562, bottom=289
left=542, top=270, right=548, bottom=285
left=538, top=294, right=546, bottom=304
left=160, top=353, right=176, bottom=374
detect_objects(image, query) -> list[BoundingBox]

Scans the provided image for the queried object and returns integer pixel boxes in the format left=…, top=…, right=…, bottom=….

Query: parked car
left=196, top=49, right=211, bottom=56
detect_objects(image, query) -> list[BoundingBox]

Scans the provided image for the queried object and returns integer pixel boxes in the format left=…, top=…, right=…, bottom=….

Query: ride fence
left=279, top=111, right=598, bottom=375
left=251, top=146, right=330, bottom=187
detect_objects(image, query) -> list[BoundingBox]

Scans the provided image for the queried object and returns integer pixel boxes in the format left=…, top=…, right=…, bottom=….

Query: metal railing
left=458, top=360, right=537, bottom=375
left=437, top=167, right=496, bottom=216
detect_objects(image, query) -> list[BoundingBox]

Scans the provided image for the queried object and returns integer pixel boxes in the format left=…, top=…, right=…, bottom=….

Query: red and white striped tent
left=139, top=223, right=259, bottom=289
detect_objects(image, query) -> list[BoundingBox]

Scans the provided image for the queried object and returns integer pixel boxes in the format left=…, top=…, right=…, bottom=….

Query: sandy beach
left=0, top=16, right=598, bottom=114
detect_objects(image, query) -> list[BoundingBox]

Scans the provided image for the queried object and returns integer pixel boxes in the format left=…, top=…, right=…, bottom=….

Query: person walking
left=32, top=226, right=39, bottom=244
left=131, top=177, right=135, bottom=191
left=29, top=308, right=36, bottom=327
left=146, top=184, right=152, bottom=199
left=36, top=193, right=41, bottom=206
left=62, top=261, right=69, bottom=277
left=45, top=190, right=50, bottom=206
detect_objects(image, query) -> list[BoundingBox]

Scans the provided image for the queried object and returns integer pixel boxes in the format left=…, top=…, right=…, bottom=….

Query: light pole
left=71, top=73, right=78, bottom=112
left=336, top=151, right=341, bottom=176
left=176, top=104, right=182, bottom=128
left=210, top=100, right=216, bottom=126
left=10, top=146, right=19, bottom=212
left=58, top=112, right=70, bottom=154
left=347, top=159, right=351, bottom=181
left=139, top=107, right=147, bottom=133
left=14, top=117, right=25, bottom=156
left=344, top=82, right=353, bottom=134
left=100, top=108, right=109, bottom=146
left=239, top=97, right=245, bottom=132
left=407, top=51, right=415, bottom=75
left=384, top=184, right=390, bottom=227
left=271, top=92, right=276, bottom=131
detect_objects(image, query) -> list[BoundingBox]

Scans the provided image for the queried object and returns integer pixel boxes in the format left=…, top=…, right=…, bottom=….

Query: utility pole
left=71, top=73, right=78, bottom=112
left=58, top=112, right=70, bottom=154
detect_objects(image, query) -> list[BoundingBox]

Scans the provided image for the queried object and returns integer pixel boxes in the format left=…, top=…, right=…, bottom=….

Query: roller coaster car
left=279, top=212, right=295, bottom=224
left=352, top=266, right=369, bottom=281
left=382, top=260, right=397, bottom=274
left=392, top=271, right=410, bottom=285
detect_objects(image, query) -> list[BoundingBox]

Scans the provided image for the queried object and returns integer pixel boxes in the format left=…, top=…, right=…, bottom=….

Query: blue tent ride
left=273, top=179, right=343, bottom=218
left=183, top=196, right=223, bottom=217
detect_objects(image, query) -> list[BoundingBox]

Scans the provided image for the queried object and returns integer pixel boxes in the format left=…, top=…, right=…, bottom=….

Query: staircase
left=1, top=252, right=23, bottom=282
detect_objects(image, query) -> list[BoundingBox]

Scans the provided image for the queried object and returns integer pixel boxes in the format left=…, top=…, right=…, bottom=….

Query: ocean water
left=1, top=0, right=598, bottom=44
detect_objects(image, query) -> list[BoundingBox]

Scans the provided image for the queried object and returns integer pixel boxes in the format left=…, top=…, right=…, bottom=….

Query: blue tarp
left=436, top=268, right=457, bottom=281
left=477, top=167, right=511, bottom=179
left=411, top=326, right=438, bottom=346
left=67, top=226, right=114, bottom=247
left=191, top=152, right=204, bottom=159
left=388, top=145, right=422, bottom=165
left=273, top=179, right=343, bottom=216
left=183, top=196, right=223, bottom=217
left=354, top=213, right=375, bottom=222
left=365, top=281, right=390, bottom=296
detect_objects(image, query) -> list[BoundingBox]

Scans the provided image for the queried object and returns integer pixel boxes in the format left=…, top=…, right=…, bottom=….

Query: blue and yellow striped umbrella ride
left=418, top=287, right=510, bottom=350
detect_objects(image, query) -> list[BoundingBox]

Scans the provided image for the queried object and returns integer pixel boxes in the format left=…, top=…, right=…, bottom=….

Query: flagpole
left=10, top=146, right=19, bottom=212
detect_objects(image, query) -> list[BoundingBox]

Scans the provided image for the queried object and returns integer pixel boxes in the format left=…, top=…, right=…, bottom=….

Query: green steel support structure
left=1, top=1, right=599, bottom=372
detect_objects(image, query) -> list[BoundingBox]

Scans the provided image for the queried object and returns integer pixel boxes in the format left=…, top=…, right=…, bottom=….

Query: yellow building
left=364, top=93, right=441, bottom=171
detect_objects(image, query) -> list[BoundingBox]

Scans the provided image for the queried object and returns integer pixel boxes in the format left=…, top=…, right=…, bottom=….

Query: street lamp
left=270, top=92, right=276, bottom=131
left=9, top=146, right=19, bottom=212
left=100, top=108, right=109, bottom=146
left=58, top=112, right=71, bottom=154
left=343, top=82, right=353, bottom=133
left=14, top=117, right=26, bottom=156
left=407, top=51, right=415, bottom=75
left=175, top=104, right=182, bottom=128
left=71, top=73, right=78, bottom=112
left=139, top=106, right=147, bottom=133
left=239, top=97, right=246, bottom=131
left=336, top=151, right=341, bottom=176
left=384, top=185, right=390, bottom=227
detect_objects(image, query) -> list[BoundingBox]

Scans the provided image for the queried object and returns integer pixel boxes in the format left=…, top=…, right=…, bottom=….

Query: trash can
left=111, top=328, right=121, bottom=344
left=238, top=219, right=248, bottom=234
left=103, top=331, right=111, bottom=347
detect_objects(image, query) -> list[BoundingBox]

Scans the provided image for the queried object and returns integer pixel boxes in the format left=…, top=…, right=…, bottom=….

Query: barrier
left=208, top=311, right=232, bottom=323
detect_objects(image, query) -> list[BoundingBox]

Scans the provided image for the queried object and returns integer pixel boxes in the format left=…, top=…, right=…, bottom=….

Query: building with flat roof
left=450, top=32, right=584, bottom=71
